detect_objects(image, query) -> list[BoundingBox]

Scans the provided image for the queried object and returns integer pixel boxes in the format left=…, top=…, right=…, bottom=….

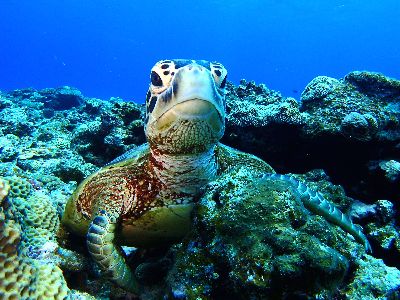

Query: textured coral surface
left=0, top=72, right=399, bottom=299
left=166, top=166, right=358, bottom=299
left=0, top=177, right=69, bottom=299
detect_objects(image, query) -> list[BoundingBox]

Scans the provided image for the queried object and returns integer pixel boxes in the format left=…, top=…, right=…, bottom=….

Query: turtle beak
left=155, top=99, right=223, bottom=134
left=169, top=63, right=225, bottom=120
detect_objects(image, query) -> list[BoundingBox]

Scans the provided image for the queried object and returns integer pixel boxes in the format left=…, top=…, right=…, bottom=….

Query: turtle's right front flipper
left=87, top=209, right=139, bottom=293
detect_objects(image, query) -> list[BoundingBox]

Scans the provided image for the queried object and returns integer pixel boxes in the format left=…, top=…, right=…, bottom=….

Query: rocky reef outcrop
left=161, top=166, right=400, bottom=299
left=223, top=72, right=400, bottom=204
left=0, top=71, right=399, bottom=299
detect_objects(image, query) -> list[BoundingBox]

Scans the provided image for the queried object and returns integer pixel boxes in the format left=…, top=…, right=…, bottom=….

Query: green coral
left=345, top=255, right=400, bottom=299
left=3, top=176, right=60, bottom=251
left=167, top=166, right=360, bottom=299
left=341, top=111, right=378, bottom=141
left=301, top=76, right=343, bottom=103
left=344, top=71, right=400, bottom=99
left=12, top=192, right=60, bottom=251
left=300, top=72, right=400, bottom=138
left=4, top=176, right=32, bottom=199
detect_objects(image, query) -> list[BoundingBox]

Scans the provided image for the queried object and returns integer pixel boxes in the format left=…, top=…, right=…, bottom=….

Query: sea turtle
left=62, top=59, right=370, bottom=292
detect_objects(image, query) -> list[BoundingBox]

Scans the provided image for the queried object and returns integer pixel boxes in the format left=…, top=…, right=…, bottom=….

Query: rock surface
left=0, top=70, right=399, bottom=299
left=223, top=72, right=400, bottom=203
left=165, top=166, right=362, bottom=299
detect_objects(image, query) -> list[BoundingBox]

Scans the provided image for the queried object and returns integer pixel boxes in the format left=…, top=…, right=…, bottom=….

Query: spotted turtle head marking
left=144, top=59, right=228, bottom=154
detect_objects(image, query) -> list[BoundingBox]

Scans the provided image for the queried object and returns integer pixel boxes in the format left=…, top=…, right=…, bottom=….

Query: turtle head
left=144, top=59, right=227, bottom=155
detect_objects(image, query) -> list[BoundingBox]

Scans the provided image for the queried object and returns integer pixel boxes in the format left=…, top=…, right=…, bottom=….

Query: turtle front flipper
left=262, top=173, right=372, bottom=253
left=87, top=209, right=139, bottom=293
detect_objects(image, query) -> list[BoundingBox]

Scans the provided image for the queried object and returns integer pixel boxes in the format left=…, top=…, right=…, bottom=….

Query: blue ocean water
left=1, top=0, right=399, bottom=103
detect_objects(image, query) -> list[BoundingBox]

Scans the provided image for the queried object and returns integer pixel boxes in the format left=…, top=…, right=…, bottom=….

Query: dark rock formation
left=222, top=72, right=400, bottom=204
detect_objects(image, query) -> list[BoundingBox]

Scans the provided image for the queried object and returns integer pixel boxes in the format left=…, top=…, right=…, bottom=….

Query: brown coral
left=0, top=177, right=70, bottom=299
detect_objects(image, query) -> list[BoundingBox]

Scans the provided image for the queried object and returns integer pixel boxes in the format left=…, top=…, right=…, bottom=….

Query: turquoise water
left=0, top=0, right=399, bottom=101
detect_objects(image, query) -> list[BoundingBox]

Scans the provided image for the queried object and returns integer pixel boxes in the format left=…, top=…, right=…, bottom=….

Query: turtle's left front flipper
left=87, top=209, right=139, bottom=292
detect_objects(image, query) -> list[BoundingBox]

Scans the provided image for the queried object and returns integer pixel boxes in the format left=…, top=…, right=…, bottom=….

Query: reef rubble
left=0, top=71, right=399, bottom=299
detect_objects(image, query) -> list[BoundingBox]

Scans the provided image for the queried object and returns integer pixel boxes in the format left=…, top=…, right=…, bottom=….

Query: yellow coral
left=2, top=176, right=60, bottom=251
left=0, top=178, right=10, bottom=204
left=0, top=177, right=70, bottom=299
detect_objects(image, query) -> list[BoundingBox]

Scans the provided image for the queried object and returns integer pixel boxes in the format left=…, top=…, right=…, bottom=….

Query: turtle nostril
left=186, top=64, right=203, bottom=72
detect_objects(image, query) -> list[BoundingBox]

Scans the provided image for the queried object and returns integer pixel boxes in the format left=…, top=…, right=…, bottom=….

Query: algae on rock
left=166, top=166, right=363, bottom=299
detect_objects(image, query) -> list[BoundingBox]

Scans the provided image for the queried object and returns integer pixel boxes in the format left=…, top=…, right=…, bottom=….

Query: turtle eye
left=151, top=71, right=163, bottom=86
left=220, top=75, right=227, bottom=89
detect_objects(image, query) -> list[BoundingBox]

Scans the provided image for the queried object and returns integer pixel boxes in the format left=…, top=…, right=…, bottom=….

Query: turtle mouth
left=155, top=98, right=223, bottom=132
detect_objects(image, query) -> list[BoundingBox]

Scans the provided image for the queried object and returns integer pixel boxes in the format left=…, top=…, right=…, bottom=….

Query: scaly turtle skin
left=62, top=59, right=370, bottom=293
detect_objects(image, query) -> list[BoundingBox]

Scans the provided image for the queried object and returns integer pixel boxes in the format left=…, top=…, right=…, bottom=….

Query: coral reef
left=165, top=166, right=360, bottom=299
left=345, top=255, right=400, bottom=299
left=0, top=176, right=60, bottom=255
left=130, top=167, right=400, bottom=299
left=226, top=80, right=303, bottom=127
left=0, top=88, right=146, bottom=299
left=0, top=177, right=70, bottom=299
left=0, top=70, right=399, bottom=298
left=301, top=75, right=344, bottom=103
left=222, top=71, right=400, bottom=204
left=344, top=71, right=400, bottom=99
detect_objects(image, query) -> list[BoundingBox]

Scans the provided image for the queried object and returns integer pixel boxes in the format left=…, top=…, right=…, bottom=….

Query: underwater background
left=1, top=0, right=400, bottom=101
left=1, top=1, right=400, bottom=299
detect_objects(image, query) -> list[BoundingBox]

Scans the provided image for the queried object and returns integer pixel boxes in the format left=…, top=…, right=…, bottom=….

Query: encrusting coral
left=5, top=176, right=60, bottom=254
left=166, top=166, right=359, bottom=299
left=0, top=177, right=70, bottom=299
left=0, top=68, right=399, bottom=299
